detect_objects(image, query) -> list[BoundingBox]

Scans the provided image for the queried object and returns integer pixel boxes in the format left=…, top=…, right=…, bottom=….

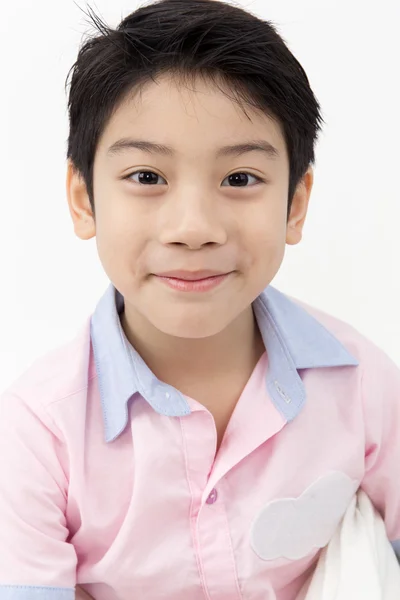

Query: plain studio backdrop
left=0, top=0, right=399, bottom=392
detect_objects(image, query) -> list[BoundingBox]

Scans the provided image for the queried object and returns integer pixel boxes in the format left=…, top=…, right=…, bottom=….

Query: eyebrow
left=106, top=138, right=280, bottom=160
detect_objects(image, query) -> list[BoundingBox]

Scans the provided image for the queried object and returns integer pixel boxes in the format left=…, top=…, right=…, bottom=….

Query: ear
left=66, top=160, right=96, bottom=240
left=286, top=167, right=314, bottom=246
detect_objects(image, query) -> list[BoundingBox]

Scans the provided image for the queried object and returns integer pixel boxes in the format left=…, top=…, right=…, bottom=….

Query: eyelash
left=122, top=170, right=266, bottom=187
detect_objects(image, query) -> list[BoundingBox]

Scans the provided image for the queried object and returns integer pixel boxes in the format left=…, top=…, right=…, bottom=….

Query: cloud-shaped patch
left=251, top=471, right=359, bottom=561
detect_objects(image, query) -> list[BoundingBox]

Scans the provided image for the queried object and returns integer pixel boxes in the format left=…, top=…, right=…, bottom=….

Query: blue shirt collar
left=90, top=283, right=359, bottom=443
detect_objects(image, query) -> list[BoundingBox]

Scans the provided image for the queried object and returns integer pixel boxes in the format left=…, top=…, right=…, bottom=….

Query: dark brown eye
left=222, top=172, right=264, bottom=187
left=124, top=170, right=265, bottom=187
left=126, top=171, right=167, bottom=185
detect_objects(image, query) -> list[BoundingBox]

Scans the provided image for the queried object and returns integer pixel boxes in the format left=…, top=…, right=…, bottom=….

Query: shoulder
left=290, top=294, right=399, bottom=378
left=1, top=316, right=93, bottom=416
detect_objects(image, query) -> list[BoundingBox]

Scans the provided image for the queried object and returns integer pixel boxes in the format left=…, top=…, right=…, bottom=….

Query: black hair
left=65, top=0, right=324, bottom=219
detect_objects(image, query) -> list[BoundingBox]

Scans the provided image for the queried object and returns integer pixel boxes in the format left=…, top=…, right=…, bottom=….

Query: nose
left=158, top=189, right=228, bottom=249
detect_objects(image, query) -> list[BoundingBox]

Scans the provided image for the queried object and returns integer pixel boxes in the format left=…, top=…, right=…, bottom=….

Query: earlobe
left=286, top=202, right=307, bottom=245
left=286, top=223, right=303, bottom=246
left=66, top=160, right=96, bottom=240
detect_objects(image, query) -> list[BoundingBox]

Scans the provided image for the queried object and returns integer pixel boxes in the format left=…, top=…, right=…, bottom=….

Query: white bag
left=296, top=489, right=400, bottom=600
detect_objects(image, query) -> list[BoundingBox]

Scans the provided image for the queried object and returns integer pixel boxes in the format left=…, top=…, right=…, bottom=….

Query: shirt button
left=206, top=488, right=218, bottom=504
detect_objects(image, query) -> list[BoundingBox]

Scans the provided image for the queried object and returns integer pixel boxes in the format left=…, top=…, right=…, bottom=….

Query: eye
left=123, top=170, right=265, bottom=187
left=221, top=172, right=265, bottom=187
left=124, top=171, right=167, bottom=185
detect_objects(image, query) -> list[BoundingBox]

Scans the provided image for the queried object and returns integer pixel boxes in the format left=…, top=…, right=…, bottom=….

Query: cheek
left=245, top=216, right=287, bottom=279
left=95, top=210, right=145, bottom=272
left=247, top=212, right=287, bottom=253
left=252, top=236, right=286, bottom=274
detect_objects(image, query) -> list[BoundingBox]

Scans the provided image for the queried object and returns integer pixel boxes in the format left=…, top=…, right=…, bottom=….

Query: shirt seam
left=44, top=375, right=97, bottom=408
left=0, top=586, right=74, bottom=590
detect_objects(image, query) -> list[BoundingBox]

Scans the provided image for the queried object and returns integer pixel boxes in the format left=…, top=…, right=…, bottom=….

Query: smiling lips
left=153, top=270, right=233, bottom=292
left=154, top=269, right=231, bottom=281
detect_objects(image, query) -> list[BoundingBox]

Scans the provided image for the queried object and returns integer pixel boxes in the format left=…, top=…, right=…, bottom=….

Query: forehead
left=97, top=73, right=286, bottom=160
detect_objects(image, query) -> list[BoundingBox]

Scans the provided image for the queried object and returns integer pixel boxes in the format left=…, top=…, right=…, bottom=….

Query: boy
left=0, top=0, right=399, bottom=598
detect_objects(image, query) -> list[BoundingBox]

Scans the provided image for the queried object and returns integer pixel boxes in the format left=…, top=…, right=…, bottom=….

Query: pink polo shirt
left=0, top=283, right=399, bottom=600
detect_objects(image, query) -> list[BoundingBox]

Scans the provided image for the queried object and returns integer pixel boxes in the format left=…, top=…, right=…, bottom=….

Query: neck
left=120, top=304, right=265, bottom=387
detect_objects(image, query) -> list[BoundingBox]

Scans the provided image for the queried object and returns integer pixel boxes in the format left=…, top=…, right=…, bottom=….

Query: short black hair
left=65, top=0, right=324, bottom=219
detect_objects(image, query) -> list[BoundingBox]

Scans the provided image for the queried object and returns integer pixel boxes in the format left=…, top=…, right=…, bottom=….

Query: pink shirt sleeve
left=0, top=389, right=77, bottom=593
left=359, top=340, right=400, bottom=553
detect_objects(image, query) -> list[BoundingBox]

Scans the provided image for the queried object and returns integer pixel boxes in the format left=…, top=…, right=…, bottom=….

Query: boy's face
left=67, top=73, right=313, bottom=339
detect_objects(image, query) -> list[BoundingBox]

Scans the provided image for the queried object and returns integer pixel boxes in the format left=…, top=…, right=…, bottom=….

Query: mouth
left=152, top=272, right=234, bottom=293
left=153, top=270, right=233, bottom=281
